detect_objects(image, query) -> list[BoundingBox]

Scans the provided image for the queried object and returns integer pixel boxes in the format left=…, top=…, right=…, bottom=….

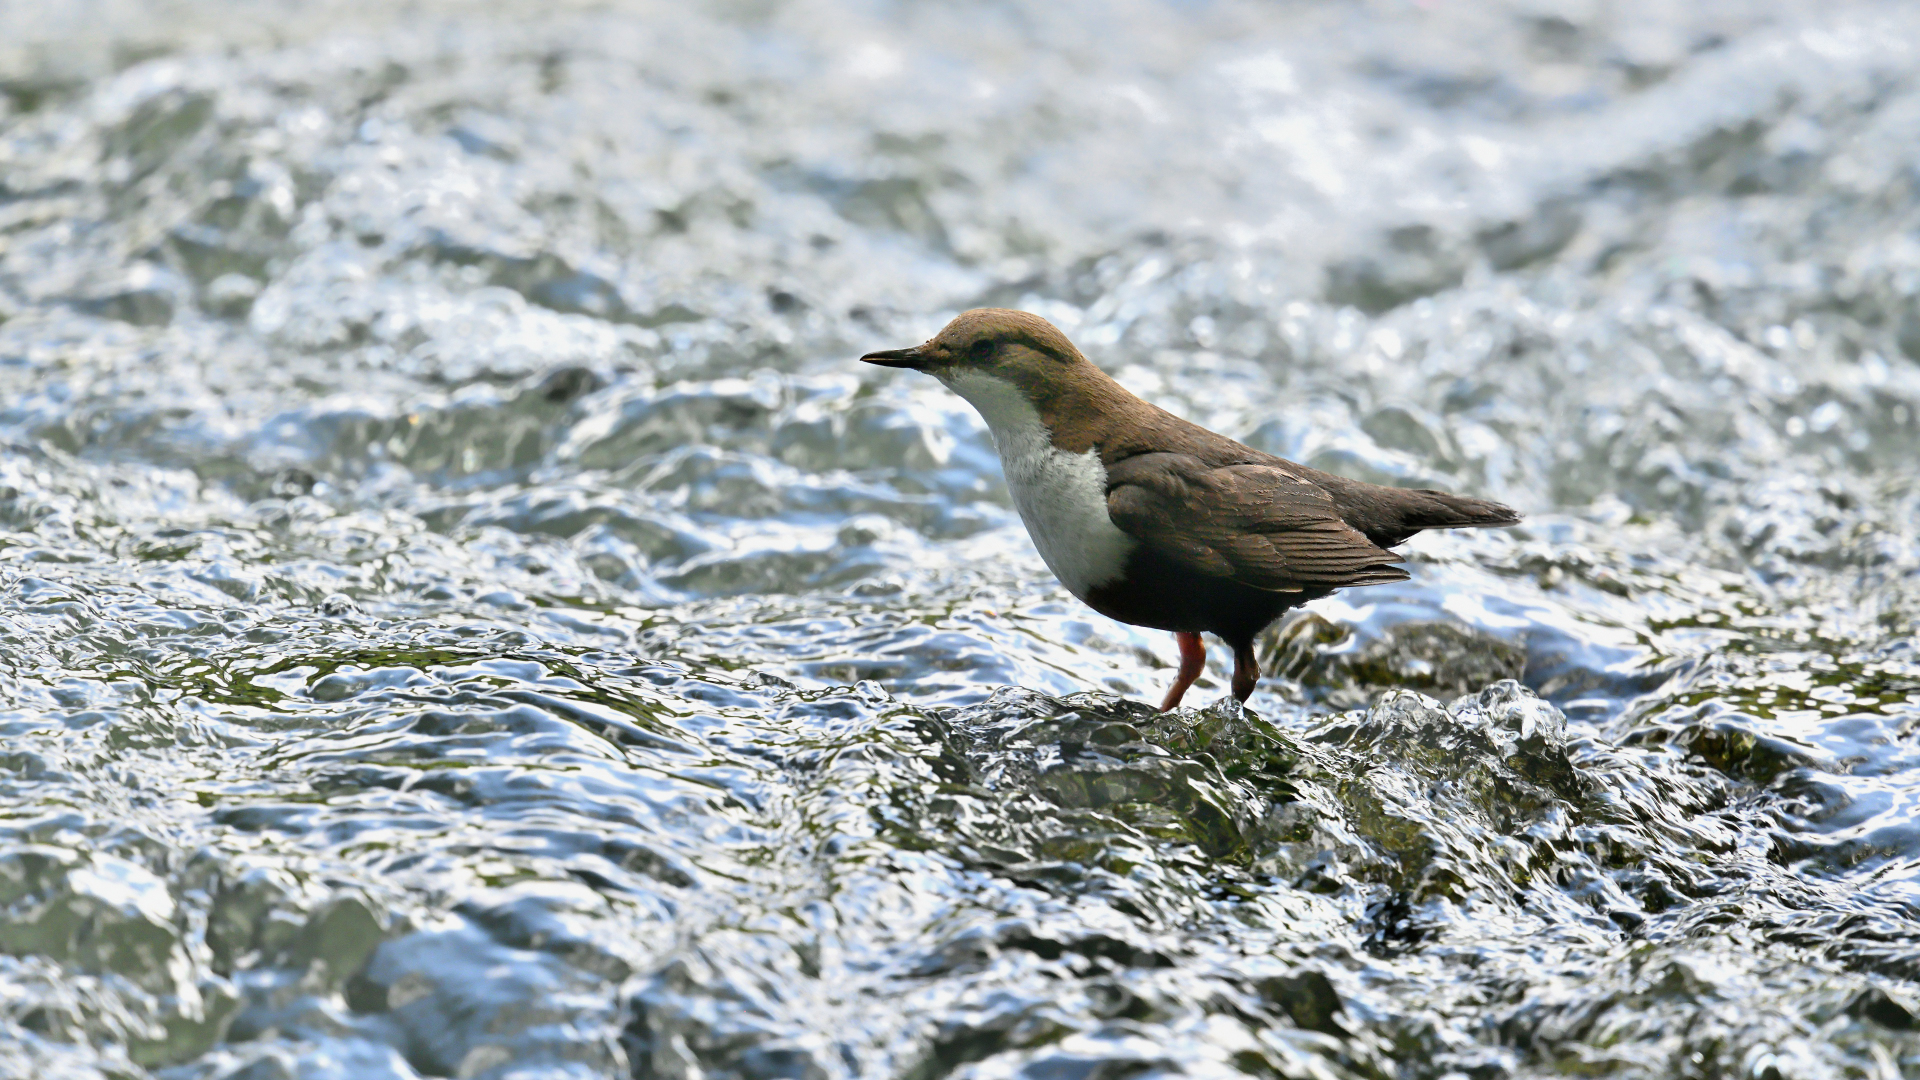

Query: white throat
left=939, top=370, right=1135, bottom=597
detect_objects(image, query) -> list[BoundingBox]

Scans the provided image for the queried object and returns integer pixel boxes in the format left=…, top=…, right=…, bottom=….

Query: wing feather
left=1105, top=454, right=1408, bottom=592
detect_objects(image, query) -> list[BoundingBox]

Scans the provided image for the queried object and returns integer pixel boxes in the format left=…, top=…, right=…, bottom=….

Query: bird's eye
left=969, top=339, right=996, bottom=360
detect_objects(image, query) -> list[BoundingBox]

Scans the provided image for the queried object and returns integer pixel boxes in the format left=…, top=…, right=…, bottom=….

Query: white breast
left=939, top=371, right=1136, bottom=598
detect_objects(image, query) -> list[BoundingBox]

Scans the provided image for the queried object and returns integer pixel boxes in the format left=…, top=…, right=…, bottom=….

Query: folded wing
left=1105, top=453, right=1410, bottom=592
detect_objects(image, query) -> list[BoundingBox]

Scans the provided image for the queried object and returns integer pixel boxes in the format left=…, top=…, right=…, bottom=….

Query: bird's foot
left=1159, top=631, right=1207, bottom=711
left=1230, top=642, right=1259, bottom=702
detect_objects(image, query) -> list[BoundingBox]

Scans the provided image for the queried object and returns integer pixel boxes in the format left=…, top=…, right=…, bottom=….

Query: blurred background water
left=2, top=0, right=1920, bottom=1076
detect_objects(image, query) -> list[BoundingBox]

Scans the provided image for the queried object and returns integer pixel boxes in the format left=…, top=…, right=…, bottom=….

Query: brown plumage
left=862, top=308, right=1521, bottom=709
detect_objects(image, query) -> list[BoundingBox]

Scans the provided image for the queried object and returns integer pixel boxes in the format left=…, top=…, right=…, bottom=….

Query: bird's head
left=860, top=308, right=1087, bottom=388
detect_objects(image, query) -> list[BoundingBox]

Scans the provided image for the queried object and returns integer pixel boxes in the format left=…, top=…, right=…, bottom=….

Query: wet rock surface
left=1, top=0, right=1919, bottom=1076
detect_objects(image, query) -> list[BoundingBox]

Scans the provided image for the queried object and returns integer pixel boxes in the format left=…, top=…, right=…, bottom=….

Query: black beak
left=860, top=345, right=928, bottom=370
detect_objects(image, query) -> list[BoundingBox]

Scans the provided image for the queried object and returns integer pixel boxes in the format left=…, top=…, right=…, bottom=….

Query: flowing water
left=3, top=0, right=1920, bottom=1076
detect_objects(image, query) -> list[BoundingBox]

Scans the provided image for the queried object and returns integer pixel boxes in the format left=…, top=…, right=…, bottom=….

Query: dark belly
left=1081, top=545, right=1327, bottom=647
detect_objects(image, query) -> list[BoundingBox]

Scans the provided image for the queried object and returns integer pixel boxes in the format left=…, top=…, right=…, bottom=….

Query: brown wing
left=1105, top=453, right=1409, bottom=592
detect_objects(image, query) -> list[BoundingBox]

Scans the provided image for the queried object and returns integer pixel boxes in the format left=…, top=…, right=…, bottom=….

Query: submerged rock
left=1267, top=613, right=1528, bottom=706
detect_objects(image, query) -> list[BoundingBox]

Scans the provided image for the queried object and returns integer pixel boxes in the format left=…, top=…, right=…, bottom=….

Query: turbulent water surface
left=4, top=0, right=1920, bottom=1076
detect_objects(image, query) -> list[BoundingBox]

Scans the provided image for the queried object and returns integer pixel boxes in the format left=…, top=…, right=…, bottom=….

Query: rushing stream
left=3, top=0, right=1920, bottom=1076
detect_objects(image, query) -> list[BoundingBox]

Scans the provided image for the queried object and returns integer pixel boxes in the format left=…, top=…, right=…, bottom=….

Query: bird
left=861, top=308, right=1521, bottom=711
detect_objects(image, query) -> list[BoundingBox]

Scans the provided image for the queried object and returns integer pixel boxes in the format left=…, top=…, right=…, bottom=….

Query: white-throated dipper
left=861, top=308, right=1521, bottom=710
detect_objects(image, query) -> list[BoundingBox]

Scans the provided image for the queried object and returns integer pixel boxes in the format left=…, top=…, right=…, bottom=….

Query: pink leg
left=1231, top=641, right=1260, bottom=702
left=1160, top=632, right=1208, bottom=711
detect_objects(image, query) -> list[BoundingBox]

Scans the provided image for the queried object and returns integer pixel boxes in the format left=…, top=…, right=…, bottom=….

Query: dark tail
left=1312, top=475, right=1521, bottom=549
left=1372, top=488, right=1520, bottom=548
